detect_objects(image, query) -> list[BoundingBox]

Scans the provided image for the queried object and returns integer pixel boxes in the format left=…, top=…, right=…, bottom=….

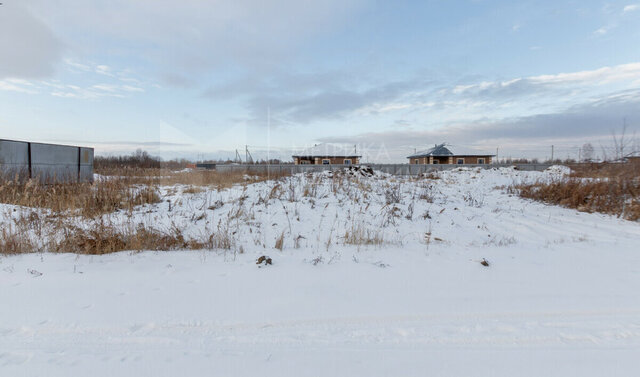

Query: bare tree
left=611, top=119, right=636, bottom=160
left=582, top=143, right=594, bottom=162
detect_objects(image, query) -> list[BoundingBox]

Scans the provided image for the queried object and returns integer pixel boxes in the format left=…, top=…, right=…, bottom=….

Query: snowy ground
left=1, top=167, right=639, bottom=376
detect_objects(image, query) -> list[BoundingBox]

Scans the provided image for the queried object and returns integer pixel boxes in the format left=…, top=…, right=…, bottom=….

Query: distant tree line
left=94, top=149, right=162, bottom=169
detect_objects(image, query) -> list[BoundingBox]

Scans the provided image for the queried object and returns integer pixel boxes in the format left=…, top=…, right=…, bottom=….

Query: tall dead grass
left=1, top=219, right=235, bottom=255
left=568, top=161, right=639, bottom=179
left=0, top=167, right=288, bottom=254
left=343, top=222, right=385, bottom=246
left=0, top=176, right=160, bottom=218
left=514, top=163, right=640, bottom=220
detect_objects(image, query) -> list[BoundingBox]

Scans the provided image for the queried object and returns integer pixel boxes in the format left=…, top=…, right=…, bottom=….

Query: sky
left=1, top=0, right=639, bottom=162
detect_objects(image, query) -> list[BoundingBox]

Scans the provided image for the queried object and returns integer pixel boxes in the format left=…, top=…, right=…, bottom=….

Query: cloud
left=446, top=63, right=640, bottom=102
left=202, top=67, right=436, bottom=125
left=245, top=81, right=423, bottom=124
left=0, top=3, right=64, bottom=79
left=209, top=61, right=640, bottom=126
left=317, top=89, right=640, bottom=161
left=27, top=0, right=366, bottom=76
left=594, top=27, right=609, bottom=35
left=95, top=65, right=113, bottom=76
left=0, top=79, right=40, bottom=94
left=623, top=4, right=640, bottom=12
left=45, top=80, right=144, bottom=99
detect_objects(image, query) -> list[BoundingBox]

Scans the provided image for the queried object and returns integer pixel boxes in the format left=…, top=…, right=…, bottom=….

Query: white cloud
left=529, top=62, right=640, bottom=85
left=623, top=4, right=640, bottom=12
left=64, top=59, right=91, bottom=72
left=49, top=82, right=146, bottom=99
left=95, top=65, right=113, bottom=76
left=594, top=27, right=609, bottom=35
left=19, top=60, right=151, bottom=99
left=121, top=85, right=144, bottom=92
left=0, top=80, right=40, bottom=94
left=92, top=84, right=118, bottom=92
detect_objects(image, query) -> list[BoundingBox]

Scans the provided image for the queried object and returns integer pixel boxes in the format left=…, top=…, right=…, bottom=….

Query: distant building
left=195, top=163, right=216, bottom=170
left=292, top=144, right=361, bottom=165
left=407, top=144, right=494, bottom=165
left=626, top=154, right=640, bottom=164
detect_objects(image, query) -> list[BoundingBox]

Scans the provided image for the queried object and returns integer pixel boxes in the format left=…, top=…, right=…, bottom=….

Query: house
left=407, top=144, right=494, bottom=165
left=626, top=154, right=640, bottom=164
left=292, top=144, right=361, bottom=165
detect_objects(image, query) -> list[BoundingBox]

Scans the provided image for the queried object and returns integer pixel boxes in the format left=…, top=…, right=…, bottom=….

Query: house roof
left=292, top=143, right=361, bottom=158
left=407, top=144, right=453, bottom=158
left=407, top=143, right=495, bottom=158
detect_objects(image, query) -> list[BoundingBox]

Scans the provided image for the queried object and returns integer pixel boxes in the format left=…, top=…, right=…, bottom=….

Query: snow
left=1, top=167, right=639, bottom=376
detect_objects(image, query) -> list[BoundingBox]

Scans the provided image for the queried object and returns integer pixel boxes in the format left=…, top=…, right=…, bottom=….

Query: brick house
left=407, top=144, right=494, bottom=165
left=293, top=144, right=361, bottom=165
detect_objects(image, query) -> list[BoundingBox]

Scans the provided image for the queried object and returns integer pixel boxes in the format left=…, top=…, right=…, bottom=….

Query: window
left=414, top=159, right=419, bottom=164
left=433, top=160, right=439, bottom=164
left=478, top=158, right=485, bottom=164
left=301, top=160, right=310, bottom=165
left=343, top=159, right=352, bottom=165
left=322, top=159, right=331, bottom=165
left=457, top=158, right=464, bottom=164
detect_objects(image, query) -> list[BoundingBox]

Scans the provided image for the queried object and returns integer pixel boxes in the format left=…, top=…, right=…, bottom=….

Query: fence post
left=77, top=147, right=81, bottom=183
left=27, top=142, right=32, bottom=180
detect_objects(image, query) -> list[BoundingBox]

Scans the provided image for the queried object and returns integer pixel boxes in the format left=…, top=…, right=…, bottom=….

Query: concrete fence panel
left=0, top=140, right=29, bottom=178
left=79, top=147, right=95, bottom=182
left=0, top=139, right=94, bottom=183
left=31, top=143, right=79, bottom=182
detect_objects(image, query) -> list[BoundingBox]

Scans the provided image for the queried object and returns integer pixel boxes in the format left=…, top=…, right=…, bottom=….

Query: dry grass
left=0, top=217, right=238, bottom=255
left=0, top=226, right=36, bottom=255
left=274, top=231, right=285, bottom=250
left=514, top=163, right=640, bottom=221
left=0, top=176, right=161, bottom=218
left=343, top=222, right=385, bottom=246
left=96, top=167, right=290, bottom=189
left=52, top=223, right=212, bottom=254
left=568, top=161, right=640, bottom=179
left=0, top=167, right=288, bottom=255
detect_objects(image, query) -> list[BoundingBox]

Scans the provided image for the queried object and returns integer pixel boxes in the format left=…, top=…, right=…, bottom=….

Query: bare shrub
left=419, top=184, right=435, bottom=203
left=385, top=184, right=402, bottom=205
left=463, top=192, right=484, bottom=208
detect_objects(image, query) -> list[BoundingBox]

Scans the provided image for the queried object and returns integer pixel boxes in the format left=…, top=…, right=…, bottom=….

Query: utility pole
left=496, top=147, right=499, bottom=163
left=245, top=145, right=253, bottom=164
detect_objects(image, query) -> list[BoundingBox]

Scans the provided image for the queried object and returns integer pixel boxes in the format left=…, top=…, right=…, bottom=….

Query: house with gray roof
left=407, top=144, right=494, bottom=165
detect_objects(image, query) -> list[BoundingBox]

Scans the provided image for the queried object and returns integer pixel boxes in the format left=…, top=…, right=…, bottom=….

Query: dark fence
left=0, top=139, right=94, bottom=183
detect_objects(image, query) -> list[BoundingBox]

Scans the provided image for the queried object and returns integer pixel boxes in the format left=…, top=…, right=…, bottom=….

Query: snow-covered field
left=1, top=167, right=639, bottom=376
